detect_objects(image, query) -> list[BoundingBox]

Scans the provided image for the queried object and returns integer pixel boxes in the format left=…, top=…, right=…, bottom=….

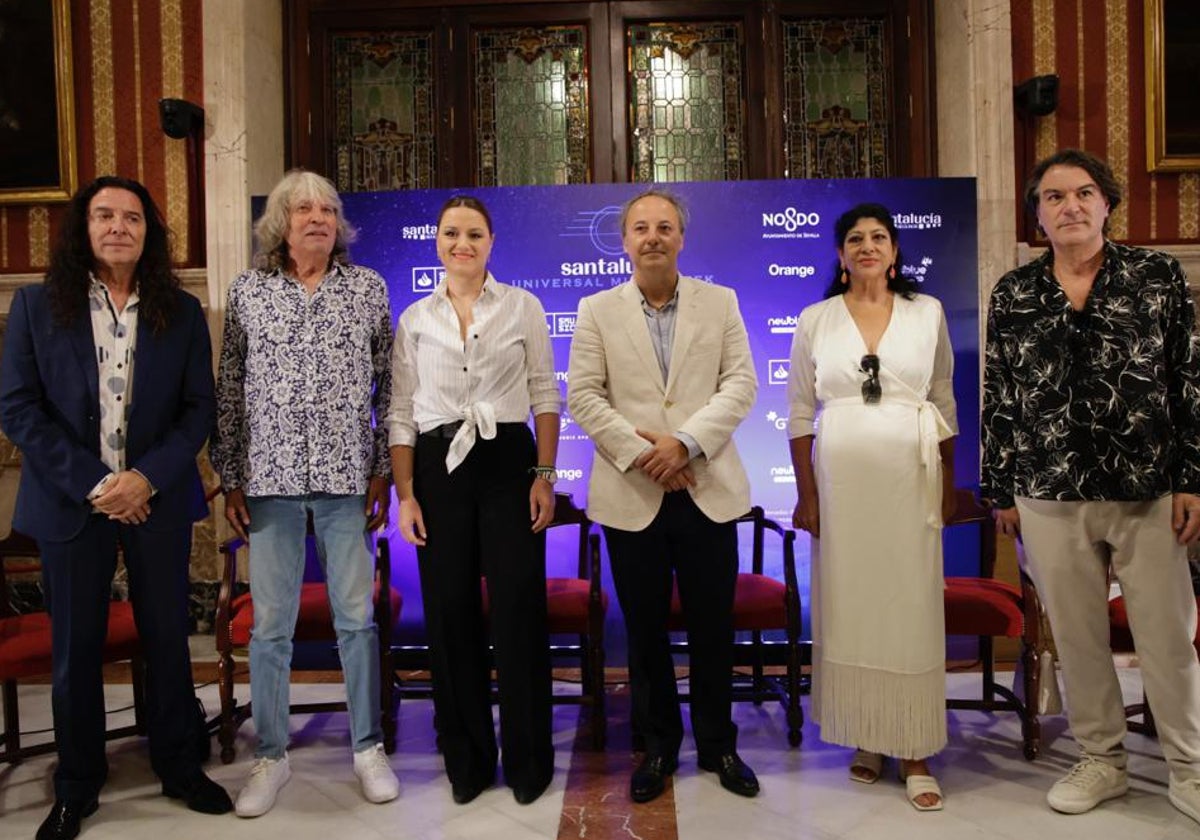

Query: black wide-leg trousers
left=414, top=423, right=553, bottom=793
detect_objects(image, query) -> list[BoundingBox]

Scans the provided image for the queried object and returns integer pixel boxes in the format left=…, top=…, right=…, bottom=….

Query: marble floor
left=1, top=665, right=1197, bottom=840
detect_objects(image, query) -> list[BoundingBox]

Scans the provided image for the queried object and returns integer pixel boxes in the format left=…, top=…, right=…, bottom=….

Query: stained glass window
left=474, top=26, right=590, bottom=186
left=783, top=18, right=890, bottom=178
left=627, top=22, right=746, bottom=183
left=331, top=31, right=437, bottom=191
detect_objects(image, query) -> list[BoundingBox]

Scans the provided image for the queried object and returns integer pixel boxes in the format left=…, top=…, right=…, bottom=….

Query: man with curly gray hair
left=211, top=169, right=399, bottom=816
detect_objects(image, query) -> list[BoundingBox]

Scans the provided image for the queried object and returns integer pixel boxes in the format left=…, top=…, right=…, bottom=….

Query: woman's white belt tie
left=821, top=393, right=952, bottom=529
left=445, top=401, right=497, bottom=472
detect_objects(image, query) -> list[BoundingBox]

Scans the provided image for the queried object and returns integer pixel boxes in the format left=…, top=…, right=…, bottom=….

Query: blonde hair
left=253, top=169, right=358, bottom=270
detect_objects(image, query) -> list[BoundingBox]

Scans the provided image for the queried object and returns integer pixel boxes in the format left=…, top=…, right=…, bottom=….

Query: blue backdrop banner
left=332, top=178, right=979, bottom=642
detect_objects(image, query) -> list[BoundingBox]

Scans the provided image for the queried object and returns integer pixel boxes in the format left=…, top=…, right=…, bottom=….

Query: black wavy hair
left=823, top=202, right=919, bottom=300
left=45, top=175, right=179, bottom=333
left=1023, top=148, right=1122, bottom=236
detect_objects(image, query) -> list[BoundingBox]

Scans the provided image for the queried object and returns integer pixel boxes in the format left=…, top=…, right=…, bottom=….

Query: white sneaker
left=1169, top=776, right=1200, bottom=825
left=354, top=743, right=400, bottom=804
left=1046, top=756, right=1128, bottom=814
left=235, top=754, right=292, bottom=818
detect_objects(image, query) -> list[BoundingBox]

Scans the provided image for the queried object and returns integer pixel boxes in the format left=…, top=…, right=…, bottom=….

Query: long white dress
left=787, top=292, right=957, bottom=759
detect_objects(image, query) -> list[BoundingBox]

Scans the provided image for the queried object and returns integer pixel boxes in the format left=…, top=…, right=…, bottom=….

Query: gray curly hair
left=253, top=169, right=358, bottom=270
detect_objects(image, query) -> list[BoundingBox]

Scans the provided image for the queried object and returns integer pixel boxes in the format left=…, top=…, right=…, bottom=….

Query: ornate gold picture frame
left=1145, top=0, right=1200, bottom=172
left=0, top=0, right=78, bottom=203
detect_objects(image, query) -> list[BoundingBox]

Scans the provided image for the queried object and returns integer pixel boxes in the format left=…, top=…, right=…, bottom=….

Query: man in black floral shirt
left=982, top=149, right=1200, bottom=823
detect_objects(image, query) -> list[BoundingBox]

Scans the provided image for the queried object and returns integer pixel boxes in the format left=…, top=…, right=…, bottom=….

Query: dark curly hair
left=1023, top=148, right=1122, bottom=236
left=45, top=175, right=179, bottom=333
left=823, top=202, right=918, bottom=300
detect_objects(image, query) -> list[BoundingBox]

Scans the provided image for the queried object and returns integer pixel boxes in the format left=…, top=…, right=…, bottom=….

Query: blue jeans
left=246, top=494, right=381, bottom=758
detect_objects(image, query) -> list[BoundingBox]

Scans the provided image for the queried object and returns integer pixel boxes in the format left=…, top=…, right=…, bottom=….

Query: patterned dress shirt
left=89, top=277, right=138, bottom=473
left=212, top=262, right=394, bottom=496
left=981, top=242, right=1200, bottom=509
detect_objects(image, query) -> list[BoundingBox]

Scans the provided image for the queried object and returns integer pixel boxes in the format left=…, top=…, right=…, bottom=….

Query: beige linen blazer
left=566, top=275, right=758, bottom=531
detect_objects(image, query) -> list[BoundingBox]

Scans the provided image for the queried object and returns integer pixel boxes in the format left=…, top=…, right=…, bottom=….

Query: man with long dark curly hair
left=0, top=176, right=230, bottom=840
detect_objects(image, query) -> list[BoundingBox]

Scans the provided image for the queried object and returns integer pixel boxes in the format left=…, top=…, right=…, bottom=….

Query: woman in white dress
left=787, top=203, right=958, bottom=811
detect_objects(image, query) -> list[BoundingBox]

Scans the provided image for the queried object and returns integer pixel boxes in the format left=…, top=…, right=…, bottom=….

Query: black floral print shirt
left=981, top=242, right=1200, bottom=509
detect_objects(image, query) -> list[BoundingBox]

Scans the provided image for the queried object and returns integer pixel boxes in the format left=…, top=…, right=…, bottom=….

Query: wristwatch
left=530, top=465, right=558, bottom=485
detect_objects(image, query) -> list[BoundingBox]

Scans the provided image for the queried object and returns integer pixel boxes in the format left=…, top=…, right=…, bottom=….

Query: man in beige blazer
left=567, top=188, right=759, bottom=804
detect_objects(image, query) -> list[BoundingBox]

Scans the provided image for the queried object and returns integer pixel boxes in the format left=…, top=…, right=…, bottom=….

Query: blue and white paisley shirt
left=211, top=262, right=394, bottom=496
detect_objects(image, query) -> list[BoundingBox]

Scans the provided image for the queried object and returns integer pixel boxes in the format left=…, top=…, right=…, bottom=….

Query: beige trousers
left=1016, top=495, right=1200, bottom=780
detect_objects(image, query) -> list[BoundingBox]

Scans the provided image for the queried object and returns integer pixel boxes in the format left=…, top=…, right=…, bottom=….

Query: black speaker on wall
left=159, top=98, right=204, bottom=139
left=1014, top=75, right=1059, bottom=117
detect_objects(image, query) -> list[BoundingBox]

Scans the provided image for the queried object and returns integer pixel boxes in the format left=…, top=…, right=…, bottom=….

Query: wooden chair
left=943, top=488, right=1044, bottom=760
left=668, top=506, right=805, bottom=747
left=1108, top=593, right=1200, bottom=736
left=213, top=526, right=401, bottom=764
left=0, top=530, right=146, bottom=764
left=476, top=493, right=609, bottom=749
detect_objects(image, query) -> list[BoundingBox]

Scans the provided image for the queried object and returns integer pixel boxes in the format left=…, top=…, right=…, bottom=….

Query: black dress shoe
left=698, top=752, right=760, bottom=798
left=512, top=775, right=552, bottom=805
left=630, top=753, right=678, bottom=803
left=161, top=771, right=234, bottom=814
left=451, top=780, right=488, bottom=805
left=36, top=798, right=98, bottom=840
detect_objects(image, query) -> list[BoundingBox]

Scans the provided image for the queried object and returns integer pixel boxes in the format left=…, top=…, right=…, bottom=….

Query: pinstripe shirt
left=386, top=273, right=560, bottom=455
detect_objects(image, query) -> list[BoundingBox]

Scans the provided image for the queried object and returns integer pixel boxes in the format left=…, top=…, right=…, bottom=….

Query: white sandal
left=899, top=764, right=944, bottom=811
left=849, top=750, right=884, bottom=784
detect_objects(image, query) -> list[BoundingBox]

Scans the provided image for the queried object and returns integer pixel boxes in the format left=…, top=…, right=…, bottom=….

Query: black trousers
left=603, top=491, right=739, bottom=761
left=414, top=423, right=553, bottom=793
left=39, top=516, right=201, bottom=801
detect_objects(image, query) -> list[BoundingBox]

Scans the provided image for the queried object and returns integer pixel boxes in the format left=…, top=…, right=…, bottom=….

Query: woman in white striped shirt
left=386, top=195, right=560, bottom=806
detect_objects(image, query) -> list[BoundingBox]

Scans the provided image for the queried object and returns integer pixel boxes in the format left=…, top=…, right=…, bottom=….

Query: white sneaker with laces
left=235, top=754, right=292, bottom=818
left=354, top=743, right=400, bottom=803
left=1169, top=776, right=1200, bottom=825
left=1046, top=756, right=1128, bottom=814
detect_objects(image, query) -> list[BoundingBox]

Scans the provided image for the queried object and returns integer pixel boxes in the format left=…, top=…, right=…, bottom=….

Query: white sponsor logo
left=546, top=312, right=577, bottom=338
left=767, top=359, right=790, bottom=386
left=893, top=212, right=943, bottom=230
left=765, top=410, right=788, bottom=432
left=901, top=255, right=934, bottom=282
left=766, top=314, right=798, bottom=335
left=412, top=266, right=445, bottom=293
left=560, top=257, right=633, bottom=276
left=769, top=464, right=796, bottom=484
left=762, top=208, right=821, bottom=232
left=768, top=263, right=816, bottom=278
left=401, top=223, right=438, bottom=241
left=556, top=467, right=585, bottom=482
left=555, top=370, right=569, bottom=383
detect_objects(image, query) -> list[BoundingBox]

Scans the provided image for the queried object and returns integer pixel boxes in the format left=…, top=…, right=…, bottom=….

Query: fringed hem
left=812, top=659, right=947, bottom=760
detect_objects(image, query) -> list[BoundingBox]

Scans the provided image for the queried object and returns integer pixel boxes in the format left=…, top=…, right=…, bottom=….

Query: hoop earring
left=840, top=268, right=849, bottom=285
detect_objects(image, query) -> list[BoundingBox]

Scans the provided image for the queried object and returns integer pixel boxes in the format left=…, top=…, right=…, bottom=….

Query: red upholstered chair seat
left=939, top=490, right=1044, bottom=760
left=228, top=581, right=402, bottom=647
left=666, top=574, right=788, bottom=632
left=656, top=508, right=804, bottom=747
left=0, top=601, right=140, bottom=681
left=481, top=577, right=610, bottom=636
left=1109, top=594, right=1200, bottom=654
left=944, top=577, right=1025, bottom=637
left=215, top=533, right=401, bottom=763
left=1, top=529, right=148, bottom=764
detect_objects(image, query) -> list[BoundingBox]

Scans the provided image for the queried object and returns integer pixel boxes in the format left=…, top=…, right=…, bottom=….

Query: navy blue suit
left=0, top=283, right=214, bottom=799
